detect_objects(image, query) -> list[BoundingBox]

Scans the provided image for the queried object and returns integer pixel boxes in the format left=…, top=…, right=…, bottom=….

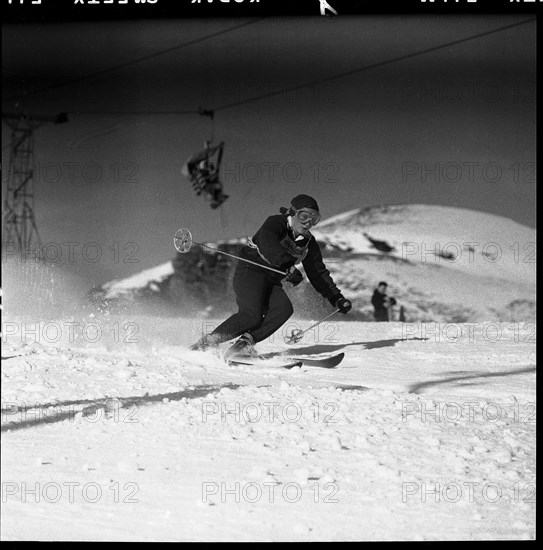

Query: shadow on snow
left=408, top=366, right=536, bottom=394
left=265, top=337, right=429, bottom=357
left=1, top=383, right=241, bottom=433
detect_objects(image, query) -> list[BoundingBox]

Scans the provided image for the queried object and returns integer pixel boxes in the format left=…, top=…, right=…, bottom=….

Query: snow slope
left=313, top=204, right=535, bottom=285
left=1, top=315, right=536, bottom=541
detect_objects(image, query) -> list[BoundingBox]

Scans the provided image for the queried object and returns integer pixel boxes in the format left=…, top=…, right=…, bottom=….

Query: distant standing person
left=371, top=281, right=392, bottom=322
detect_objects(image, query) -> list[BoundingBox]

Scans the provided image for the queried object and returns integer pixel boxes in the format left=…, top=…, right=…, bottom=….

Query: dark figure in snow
left=371, top=281, right=393, bottom=322
left=363, top=232, right=395, bottom=253
left=182, top=142, right=228, bottom=209
left=190, top=194, right=352, bottom=358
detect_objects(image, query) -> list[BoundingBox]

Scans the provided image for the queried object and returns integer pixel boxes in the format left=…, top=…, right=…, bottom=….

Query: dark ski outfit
left=371, top=289, right=389, bottom=322
left=199, top=214, right=345, bottom=345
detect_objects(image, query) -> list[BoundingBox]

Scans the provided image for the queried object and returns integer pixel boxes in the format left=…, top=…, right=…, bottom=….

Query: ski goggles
left=294, top=208, right=321, bottom=226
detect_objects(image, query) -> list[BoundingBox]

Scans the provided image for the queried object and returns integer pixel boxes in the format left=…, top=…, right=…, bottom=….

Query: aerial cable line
left=70, top=110, right=201, bottom=116
left=49, top=17, right=534, bottom=119
left=208, top=18, right=536, bottom=113
left=3, top=18, right=264, bottom=104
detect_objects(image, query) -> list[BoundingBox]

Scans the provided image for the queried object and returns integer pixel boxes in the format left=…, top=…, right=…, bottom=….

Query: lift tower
left=2, top=111, right=67, bottom=258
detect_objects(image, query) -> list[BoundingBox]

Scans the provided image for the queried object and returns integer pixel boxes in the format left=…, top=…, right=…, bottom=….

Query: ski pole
left=174, top=228, right=286, bottom=276
left=285, top=308, right=340, bottom=344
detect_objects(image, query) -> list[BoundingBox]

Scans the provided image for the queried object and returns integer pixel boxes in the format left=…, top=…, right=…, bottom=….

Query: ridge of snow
left=318, top=208, right=361, bottom=227
left=102, top=261, right=174, bottom=298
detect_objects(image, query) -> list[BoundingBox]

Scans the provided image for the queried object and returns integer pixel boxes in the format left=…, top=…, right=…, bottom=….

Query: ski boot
left=225, top=333, right=257, bottom=359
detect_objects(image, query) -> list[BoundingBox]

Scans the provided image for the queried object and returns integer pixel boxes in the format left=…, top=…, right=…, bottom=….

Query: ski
left=228, top=359, right=303, bottom=369
left=286, top=352, right=345, bottom=369
left=228, top=352, right=344, bottom=369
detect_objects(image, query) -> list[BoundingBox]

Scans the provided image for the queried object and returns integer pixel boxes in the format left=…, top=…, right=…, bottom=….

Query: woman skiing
left=190, top=194, right=352, bottom=358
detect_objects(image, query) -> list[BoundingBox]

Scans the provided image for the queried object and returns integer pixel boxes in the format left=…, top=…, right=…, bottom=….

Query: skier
left=371, top=281, right=392, bottom=322
left=190, top=194, right=352, bottom=358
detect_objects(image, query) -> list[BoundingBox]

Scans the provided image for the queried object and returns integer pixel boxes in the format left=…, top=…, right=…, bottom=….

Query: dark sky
left=2, top=15, right=536, bottom=285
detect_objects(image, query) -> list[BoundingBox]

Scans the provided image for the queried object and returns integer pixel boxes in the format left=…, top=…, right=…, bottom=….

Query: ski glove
left=335, top=296, right=352, bottom=314
left=285, top=266, right=303, bottom=287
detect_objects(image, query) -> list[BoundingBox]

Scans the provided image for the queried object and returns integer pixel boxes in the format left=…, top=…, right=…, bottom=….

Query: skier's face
left=291, top=208, right=320, bottom=235
left=378, top=284, right=387, bottom=294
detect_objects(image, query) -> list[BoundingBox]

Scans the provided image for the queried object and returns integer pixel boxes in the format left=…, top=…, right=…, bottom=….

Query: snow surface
left=1, top=315, right=536, bottom=541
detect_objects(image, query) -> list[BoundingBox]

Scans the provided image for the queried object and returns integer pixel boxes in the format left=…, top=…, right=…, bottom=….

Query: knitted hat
left=290, top=194, right=319, bottom=212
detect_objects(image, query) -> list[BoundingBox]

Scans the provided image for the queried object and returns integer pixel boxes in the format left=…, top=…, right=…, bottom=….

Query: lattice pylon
left=2, top=115, right=43, bottom=260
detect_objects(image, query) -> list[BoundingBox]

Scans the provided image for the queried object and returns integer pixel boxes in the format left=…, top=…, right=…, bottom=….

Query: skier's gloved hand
left=335, top=296, right=352, bottom=314
left=285, top=266, right=303, bottom=287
